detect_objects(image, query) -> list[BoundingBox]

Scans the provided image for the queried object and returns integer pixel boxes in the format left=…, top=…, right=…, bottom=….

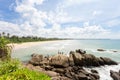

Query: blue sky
left=0, top=0, right=120, bottom=39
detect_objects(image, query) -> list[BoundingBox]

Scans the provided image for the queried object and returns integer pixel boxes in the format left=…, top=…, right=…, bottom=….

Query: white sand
left=7, top=40, right=62, bottom=50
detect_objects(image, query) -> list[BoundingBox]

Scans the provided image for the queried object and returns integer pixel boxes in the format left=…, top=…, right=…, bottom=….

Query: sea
left=11, top=40, right=120, bottom=80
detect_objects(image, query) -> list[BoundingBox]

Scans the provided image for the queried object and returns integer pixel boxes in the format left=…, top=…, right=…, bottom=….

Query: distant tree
left=7, top=33, right=10, bottom=38
left=2, top=32, right=5, bottom=37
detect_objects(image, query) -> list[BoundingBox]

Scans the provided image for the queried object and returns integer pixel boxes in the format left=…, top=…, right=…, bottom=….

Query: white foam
left=85, top=64, right=120, bottom=80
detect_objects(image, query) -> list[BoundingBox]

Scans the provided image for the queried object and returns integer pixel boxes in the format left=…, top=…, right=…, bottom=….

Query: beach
left=8, top=40, right=63, bottom=50
left=10, top=40, right=120, bottom=80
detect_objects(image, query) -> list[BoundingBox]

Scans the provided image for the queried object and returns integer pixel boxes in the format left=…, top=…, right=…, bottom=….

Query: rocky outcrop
left=49, top=54, right=69, bottom=68
left=100, top=57, right=118, bottom=65
left=29, top=54, right=49, bottom=66
left=69, top=49, right=118, bottom=67
left=110, top=70, right=120, bottom=80
left=76, top=49, right=86, bottom=54
left=27, top=49, right=118, bottom=80
left=97, top=49, right=106, bottom=51
left=29, top=49, right=118, bottom=67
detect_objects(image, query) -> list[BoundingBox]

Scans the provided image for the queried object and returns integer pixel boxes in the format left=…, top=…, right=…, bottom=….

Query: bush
left=0, top=60, right=51, bottom=80
left=0, top=36, right=12, bottom=60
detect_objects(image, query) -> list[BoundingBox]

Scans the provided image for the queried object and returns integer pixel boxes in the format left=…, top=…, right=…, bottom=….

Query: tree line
left=0, top=32, right=64, bottom=43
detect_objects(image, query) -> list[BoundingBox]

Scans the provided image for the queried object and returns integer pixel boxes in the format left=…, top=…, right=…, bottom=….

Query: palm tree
left=7, top=33, right=10, bottom=38
left=2, top=32, right=5, bottom=37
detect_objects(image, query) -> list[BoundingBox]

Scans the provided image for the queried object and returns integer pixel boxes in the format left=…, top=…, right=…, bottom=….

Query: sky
left=0, top=0, right=120, bottom=39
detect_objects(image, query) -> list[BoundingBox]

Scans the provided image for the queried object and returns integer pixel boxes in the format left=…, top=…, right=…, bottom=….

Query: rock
left=49, top=54, right=69, bottom=68
left=44, top=66, right=53, bottom=71
left=110, top=70, right=120, bottom=80
left=91, top=73, right=100, bottom=79
left=77, top=73, right=89, bottom=80
left=52, top=76, right=71, bottom=80
left=97, top=49, right=106, bottom=51
left=69, top=50, right=118, bottom=67
left=71, top=51, right=83, bottom=66
left=91, top=69, right=98, bottom=74
left=82, top=54, right=99, bottom=66
left=97, top=58, right=104, bottom=66
left=31, top=53, right=36, bottom=57
left=113, top=51, right=118, bottom=53
left=29, top=54, right=43, bottom=65
left=54, top=68, right=65, bottom=74
left=25, top=63, right=44, bottom=72
left=68, top=51, right=75, bottom=66
left=44, top=71, right=59, bottom=77
left=100, top=57, right=118, bottom=65
left=76, top=49, right=86, bottom=54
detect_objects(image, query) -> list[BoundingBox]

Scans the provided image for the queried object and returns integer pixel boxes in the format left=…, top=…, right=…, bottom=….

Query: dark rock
left=44, top=66, right=53, bottom=71
left=68, top=52, right=75, bottom=66
left=100, top=57, right=118, bottom=65
left=91, top=69, right=98, bottom=74
left=27, top=49, right=119, bottom=80
left=71, top=52, right=83, bottom=66
left=76, top=49, right=86, bottom=54
left=68, top=50, right=118, bottom=67
left=113, top=51, right=118, bottom=53
left=44, top=71, right=59, bottom=77
left=64, top=72, right=73, bottom=79
left=77, top=73, right=89, bottom=80
left=97, top=49, right=106, bottom=51
left=54, top=68, right=65, bottom=73
left=110, top=70, right=120, bottom=80
left=97, top=58, right=104, bottom=66
left=78, top=69, right=90, bottom=75
left=31, top=53, right=36, bottom=57
left=49, top=54, right=69, bottom=68
left=82, top=54, right=99, bottom=66
left=91, top=73, right=100, bottom=79
left=52, top=76, right=71, bottom=80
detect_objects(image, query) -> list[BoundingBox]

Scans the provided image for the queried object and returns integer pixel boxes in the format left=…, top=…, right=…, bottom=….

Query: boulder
left=110, top=70, right=120, bottom=80
left=91, top=69, right=98, bottom=74
left=29, top=54, right=43, bottom=65
left=44, top=71, right=59, bottom=77
left=68, top=51, right=75, bottom=66
left=69, top=50, right=118, bottom=67
left=49, top=54, right=69, bottom=68
left=82, top=54, right=99, bottom=66
left=97, top=49, right=106, bottom=51
left=54, top=68, right=65, bottom=74
left=70, top=51, right=83, bottom=66
left=52, top=76, right=71, bottom=80
left=100, top=57, right=118, bottom=65
left=76, top=49, right=86, bottom=54
left=113, top=51, right=118, bottom=53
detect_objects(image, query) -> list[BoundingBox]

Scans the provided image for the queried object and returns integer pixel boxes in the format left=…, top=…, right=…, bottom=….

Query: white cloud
left=62, top=0, right=97, bottom=7
left=93, top=10, right=102, bottom=16
left=0, top=21, right=21, bottom=35
left=1, top=0, right=119, bottom=39
left=62, top=24, right=109, bottom=38
left=106, top=19, right=120, bottom=27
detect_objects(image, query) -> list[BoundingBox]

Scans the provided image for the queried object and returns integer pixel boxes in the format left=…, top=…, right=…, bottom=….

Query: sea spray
left=84, top=64, right=120, bottom=80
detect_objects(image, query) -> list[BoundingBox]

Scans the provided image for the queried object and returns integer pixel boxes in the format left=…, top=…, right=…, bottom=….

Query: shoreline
left=8, top=40, right=65, bottom=50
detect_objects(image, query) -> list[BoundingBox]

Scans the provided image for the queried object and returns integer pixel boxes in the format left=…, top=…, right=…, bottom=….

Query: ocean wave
left=84, top=64, right=120, bottom=80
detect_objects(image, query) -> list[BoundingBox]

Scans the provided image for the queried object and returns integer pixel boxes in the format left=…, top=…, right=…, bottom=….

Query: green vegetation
left=0, top=34, right=51, bottom=80
left=0, top=36, right=12, bottom=60
left=0, top=60, right=51, bottom=80
left=0, top=32, right=64, bottom=43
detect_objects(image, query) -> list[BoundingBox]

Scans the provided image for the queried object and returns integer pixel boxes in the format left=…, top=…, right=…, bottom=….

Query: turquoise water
left=12, top=40, right=120, bottom=62
left=11, top=40, right=120, bottom=80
